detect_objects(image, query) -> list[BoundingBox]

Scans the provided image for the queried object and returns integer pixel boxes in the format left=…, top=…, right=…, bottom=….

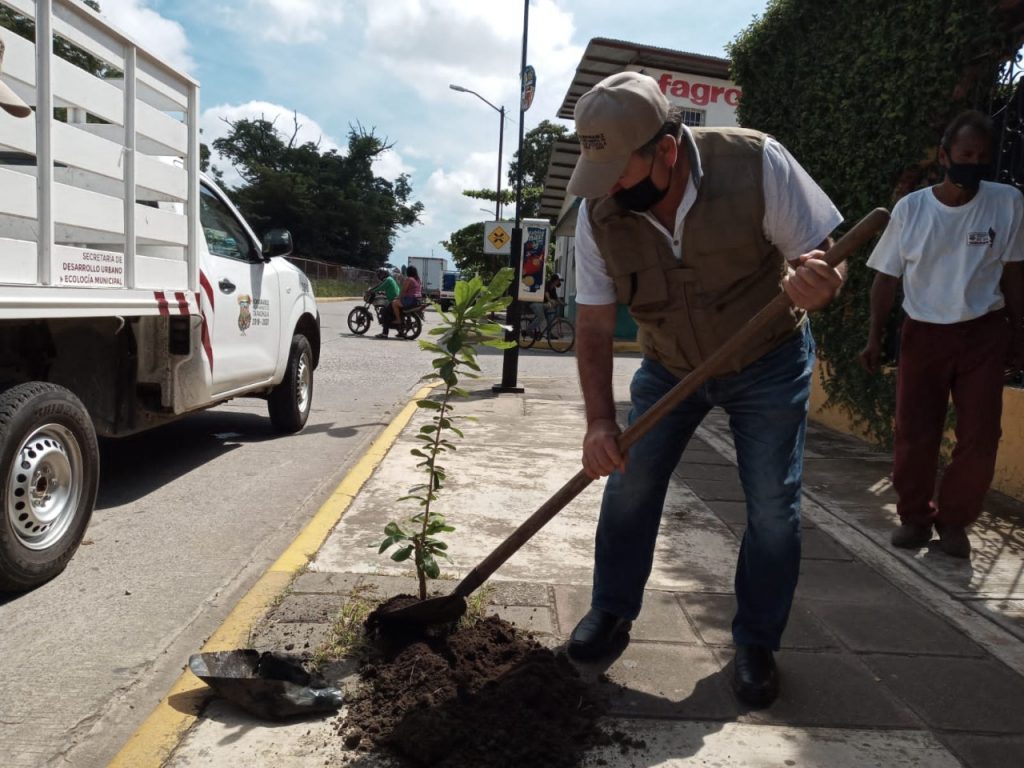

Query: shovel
left=378, top=207, right=891, bottom=628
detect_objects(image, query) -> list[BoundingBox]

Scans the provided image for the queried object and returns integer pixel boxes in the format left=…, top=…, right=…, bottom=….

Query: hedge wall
left=728, top=0, right=1009, bottom=445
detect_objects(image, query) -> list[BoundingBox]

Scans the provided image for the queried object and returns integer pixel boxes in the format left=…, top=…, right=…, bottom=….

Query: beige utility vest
left=587, top=127, right=806, bottom=378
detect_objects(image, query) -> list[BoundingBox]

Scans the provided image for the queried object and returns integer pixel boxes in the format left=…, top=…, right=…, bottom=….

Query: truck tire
left=0, top=382, right=99, bottom=592
left=268, top=334, right=313, bottom=433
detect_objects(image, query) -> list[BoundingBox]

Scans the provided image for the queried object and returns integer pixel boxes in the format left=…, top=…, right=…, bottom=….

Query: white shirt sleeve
left=1004, top=187, right=1024, bottom=263
left=865, top=200, right=906, bottom=277
left=762, top=138, right=844, bottom=261
left=573, top=199, right=618, bottom=305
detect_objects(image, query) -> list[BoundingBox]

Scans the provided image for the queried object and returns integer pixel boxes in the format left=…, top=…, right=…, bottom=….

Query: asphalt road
left=0, top=299, right=581, bottom=768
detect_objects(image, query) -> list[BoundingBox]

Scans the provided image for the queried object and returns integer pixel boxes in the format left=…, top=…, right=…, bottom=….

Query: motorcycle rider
left=372, top=267, right=401, bottom=338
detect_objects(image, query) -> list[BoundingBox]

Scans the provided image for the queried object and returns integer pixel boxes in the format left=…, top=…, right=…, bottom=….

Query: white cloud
left=364, top=0, right=582, bottom=113
left=97, top=0, right=194, bottom=73
left=218, top=0, right=346, bottom=44
left=373, top=149, right=414, bottom=182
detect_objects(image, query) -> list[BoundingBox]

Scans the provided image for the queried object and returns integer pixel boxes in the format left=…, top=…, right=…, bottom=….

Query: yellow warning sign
left=488, top=226, right=509, bottom=249
left=483, top=221, right=513, bottom=255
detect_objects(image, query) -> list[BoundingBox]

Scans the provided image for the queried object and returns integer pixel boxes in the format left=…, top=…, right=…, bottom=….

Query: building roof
left=540, top=38, right=732, bottom=221
left=555, top=37, right=732, bottom=120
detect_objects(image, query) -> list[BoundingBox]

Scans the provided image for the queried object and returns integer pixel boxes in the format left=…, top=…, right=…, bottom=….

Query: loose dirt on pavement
left=336, top=599, right=641, bottom=767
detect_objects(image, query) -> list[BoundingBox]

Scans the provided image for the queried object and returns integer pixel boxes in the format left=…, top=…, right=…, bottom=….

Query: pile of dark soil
left=338, top=603, right=613, bottom=767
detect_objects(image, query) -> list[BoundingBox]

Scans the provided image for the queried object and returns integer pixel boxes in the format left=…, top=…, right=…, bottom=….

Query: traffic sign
left=484, top=221, right=512, bottom=255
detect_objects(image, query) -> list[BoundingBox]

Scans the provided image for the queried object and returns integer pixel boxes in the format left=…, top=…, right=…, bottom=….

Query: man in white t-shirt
left=564, top=72, right=844, bottom=710
left=861, top=110, right=1024, bottom=559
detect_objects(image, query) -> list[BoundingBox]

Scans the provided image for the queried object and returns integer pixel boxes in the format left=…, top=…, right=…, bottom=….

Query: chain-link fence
left=284, top=256, right=376, bottom=286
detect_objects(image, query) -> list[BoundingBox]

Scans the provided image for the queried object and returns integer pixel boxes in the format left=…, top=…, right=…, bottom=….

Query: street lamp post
left=449, top=84, right=505, bottom=221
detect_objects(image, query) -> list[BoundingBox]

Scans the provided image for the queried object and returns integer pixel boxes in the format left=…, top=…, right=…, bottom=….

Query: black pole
left=496, top=106, right=505, bottom=221
left=494, top=0, right=529, bottom=394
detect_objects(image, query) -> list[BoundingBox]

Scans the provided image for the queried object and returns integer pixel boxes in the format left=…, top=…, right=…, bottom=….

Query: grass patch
left=312, top=278, right=366, bottom=298
left=309, top=585, right=377, bottom=671
left=460, top=583, right=495, bottom=628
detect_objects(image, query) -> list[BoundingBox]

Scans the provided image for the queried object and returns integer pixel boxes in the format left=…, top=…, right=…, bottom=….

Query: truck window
left=199, top=185, right=255, bottom=262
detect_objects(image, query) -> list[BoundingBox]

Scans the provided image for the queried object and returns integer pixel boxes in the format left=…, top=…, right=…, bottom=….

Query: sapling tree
left=378, top=268, right=515, bottom=599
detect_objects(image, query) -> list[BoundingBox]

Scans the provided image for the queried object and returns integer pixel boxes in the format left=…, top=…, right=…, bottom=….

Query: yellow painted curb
left=107, top=384, right=435, bottom=768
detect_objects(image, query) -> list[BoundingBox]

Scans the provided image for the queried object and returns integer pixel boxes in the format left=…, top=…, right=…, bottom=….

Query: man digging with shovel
left=566, top=72, right=844, bottom=709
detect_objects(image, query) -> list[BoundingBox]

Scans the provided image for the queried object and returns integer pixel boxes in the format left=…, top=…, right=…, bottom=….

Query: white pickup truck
left=0, top=0, right=320, bottom=590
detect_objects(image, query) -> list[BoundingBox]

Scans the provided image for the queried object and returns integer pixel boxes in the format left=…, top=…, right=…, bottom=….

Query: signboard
left=521, top=65, right=536, bottom=112
left=625, top=65, right=741, bottom=127
left=517, top=218, right=549, bottom=302
left=55, top=246, right=125, bottom=288
left=483, top=221, right=512, bottom=255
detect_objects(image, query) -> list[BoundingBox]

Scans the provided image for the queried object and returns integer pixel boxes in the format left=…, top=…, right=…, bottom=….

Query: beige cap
left=0, top=38, right=32, bottom=118
left=567, top=71, right=669, bottom=198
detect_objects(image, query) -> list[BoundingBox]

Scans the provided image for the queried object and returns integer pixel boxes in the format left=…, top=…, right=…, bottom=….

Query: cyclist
left=530, top=272, right=564, bottom=336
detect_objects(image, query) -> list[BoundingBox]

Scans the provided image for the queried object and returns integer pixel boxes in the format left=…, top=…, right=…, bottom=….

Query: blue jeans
left=592, top=323, right=815, bottom=649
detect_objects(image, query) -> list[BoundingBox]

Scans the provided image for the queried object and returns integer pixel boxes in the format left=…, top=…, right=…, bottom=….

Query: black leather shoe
left=567, top=608, right=631, bottom=661
left=733, top=644, right=778, bottom=709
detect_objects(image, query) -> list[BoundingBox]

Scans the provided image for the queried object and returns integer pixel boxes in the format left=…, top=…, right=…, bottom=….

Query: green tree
left=728, top=0, right=1006, bottom=445
left=212, top=116, right=423, bottom=267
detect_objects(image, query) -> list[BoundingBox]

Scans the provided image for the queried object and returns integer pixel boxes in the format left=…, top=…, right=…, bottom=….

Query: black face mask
left=613, top=157, right=669, bottom=212
left=944, top=150, right=991, bottom=192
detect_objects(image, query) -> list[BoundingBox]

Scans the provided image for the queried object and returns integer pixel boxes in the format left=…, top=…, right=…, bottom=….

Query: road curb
left=107, top=384, right=435, bottom=768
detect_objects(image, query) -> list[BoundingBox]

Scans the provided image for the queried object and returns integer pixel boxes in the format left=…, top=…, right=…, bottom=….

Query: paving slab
left=486, top=603, right=555, bottom=635
left=713, top=650, right=922, bottom=728
left=585, top=721, right=960, bottom=768
left=794, top=560, right=908, bottom=604
left=290, top=571, right=362, bottom=595
left=865, top=655, right=1024, bottom=733
left=806, top=601, right=986, bottom=657
left=942, top=733, right=1024, bottom=768
left=678, top=592, right=839, bottom=650
left=583, top=644, right=738, bottom=721
left=248, top=621, right=334, bottom=656
left=268, top=593, right=346, bottom=624
left=554, top=584, right=701, bottom=644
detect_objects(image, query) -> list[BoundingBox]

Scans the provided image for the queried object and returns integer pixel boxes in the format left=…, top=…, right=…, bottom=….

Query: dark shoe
left=936, top=524, right=971, bottom=558
left=567, top=608, right=631, bottom=661
left=732, top=644, right=778, bottom=709
left=374, top=332, right=389, bottom=338
left=891, top=523, right=933, bottom=549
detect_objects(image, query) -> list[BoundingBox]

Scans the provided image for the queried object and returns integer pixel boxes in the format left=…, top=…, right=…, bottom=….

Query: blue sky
left=97, top=0, right=769, bottom=267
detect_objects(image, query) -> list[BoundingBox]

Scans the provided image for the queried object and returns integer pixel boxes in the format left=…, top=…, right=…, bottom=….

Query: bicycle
left=517, top=306, right=575, bottom=353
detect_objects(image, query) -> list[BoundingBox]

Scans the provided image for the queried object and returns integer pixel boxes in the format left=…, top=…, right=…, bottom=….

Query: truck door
left=199, top=183, right=281, bottom=394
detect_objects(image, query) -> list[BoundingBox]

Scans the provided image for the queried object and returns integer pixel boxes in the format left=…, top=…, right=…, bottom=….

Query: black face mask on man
left=943, top=146, right=991, bottom=192
left=613, top=156, right=669, bottom=212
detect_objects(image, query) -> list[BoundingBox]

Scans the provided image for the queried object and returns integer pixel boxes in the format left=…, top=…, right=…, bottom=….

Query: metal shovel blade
left=372, top=593, right=468, bottom=627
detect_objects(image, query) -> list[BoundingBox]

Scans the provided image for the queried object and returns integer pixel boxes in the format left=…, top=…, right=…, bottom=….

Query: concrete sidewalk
left=152, top=369, right=1024, bottom=768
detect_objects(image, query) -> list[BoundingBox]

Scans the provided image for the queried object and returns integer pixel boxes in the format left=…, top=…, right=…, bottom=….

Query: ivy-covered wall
left=728, top=0, right=1009, bottom=445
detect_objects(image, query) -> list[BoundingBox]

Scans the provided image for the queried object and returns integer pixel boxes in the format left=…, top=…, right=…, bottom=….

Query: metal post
left=496, top=106, right=505, bottom=221
left=493, top=0, right=529, bottom=394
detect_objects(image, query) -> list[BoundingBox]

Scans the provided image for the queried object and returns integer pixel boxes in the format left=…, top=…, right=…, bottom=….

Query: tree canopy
left=213, top=116, right=423, bottom=268
left=728, top=0, right=1008, bottom=445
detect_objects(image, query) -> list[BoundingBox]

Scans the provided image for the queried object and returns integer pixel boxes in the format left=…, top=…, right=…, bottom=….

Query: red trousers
left=893, top=310, right=1010, bottom=527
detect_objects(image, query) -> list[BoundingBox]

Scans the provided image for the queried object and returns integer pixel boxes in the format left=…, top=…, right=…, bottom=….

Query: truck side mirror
left=262, top=229, right=293, bottom=258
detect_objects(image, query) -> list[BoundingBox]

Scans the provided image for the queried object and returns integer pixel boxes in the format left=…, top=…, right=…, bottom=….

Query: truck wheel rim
left=7, top=424, right=83, bottom=551
left=296, top=351, right=311, bottom=414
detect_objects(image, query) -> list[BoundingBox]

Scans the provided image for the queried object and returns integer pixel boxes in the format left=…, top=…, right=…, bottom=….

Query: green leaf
left=384, top=521, right=404, bottom=537
left=417, top=399, right=442, bottom=410
left=391, top=545, right=414, bottom=562
left=422, top=553, right=440, bottom=579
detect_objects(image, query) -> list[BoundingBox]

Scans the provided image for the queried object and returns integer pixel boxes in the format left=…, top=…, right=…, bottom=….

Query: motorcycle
left=347, top=289, right=425, bottom=340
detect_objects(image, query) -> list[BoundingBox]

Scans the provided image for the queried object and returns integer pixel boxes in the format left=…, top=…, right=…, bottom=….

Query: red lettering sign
left=657, top=73, right=741, bottom=109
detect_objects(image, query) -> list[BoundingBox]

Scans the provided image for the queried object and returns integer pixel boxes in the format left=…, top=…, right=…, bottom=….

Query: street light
left=449, top=83, right=505, bottom=221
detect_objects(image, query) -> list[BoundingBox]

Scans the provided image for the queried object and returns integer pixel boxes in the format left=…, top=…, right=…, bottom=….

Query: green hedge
left=728, top=0, right=1006, bottom=445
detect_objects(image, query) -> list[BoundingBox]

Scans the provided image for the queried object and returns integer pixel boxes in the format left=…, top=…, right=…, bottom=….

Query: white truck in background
left=408, top=256, right=445, bottom=305
left=0, top=0, right=320, bottom=591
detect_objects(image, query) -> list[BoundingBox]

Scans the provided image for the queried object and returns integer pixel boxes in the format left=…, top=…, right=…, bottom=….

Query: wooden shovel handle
left=455, top=207, right=891, bottom=598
